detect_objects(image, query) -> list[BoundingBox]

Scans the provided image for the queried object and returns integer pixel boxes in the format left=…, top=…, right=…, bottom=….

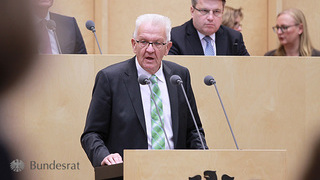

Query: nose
left=207, top=11, right=214, bottom=20
left=276, top=28, right=283, bottom=34
left=146, top=43, right=155, bottom=52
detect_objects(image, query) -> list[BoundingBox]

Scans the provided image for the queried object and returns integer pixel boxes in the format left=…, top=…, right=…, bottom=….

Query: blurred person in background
left=32, top=0, right=87, bottom=54
left=222, top=6, right=243, bottom=32
left=0, top=0, right=37, bottom=179
left=301, top=137, right=320, bottom=180
left=265, top=8, right=320, bottom=56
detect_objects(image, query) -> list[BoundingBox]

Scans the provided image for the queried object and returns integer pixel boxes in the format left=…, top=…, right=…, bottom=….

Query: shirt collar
left=35, top=12, right=50, bottom=23
left=135, top=57, right=165, bottom=83
left=197, top=31, right=216, bottom=42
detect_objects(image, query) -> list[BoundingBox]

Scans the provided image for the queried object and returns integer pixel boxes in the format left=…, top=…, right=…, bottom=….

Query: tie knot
left=203, top=36, right=212, bottom=43
left=150, top=75, right=158, bottom=84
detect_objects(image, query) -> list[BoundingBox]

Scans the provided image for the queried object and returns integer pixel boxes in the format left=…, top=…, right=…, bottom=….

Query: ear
left=164, top=41, right=173, bottom=56
left=131, top=38, right=137, bottom=53
left=298, top=23, right=303, bottom=35
left=190, top=6, right=195, bottom=18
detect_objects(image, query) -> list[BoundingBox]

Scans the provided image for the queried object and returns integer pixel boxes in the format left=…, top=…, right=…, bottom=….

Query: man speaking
left=81, top=14, right=208, bottom=167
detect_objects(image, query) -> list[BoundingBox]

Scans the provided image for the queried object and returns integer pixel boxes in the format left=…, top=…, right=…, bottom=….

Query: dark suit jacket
left=81, top=57, right=208, bottom=167
left=169, top=19, right=249, bottom=56
left=264, top=49, right=320, bottom=56
left=50, top=12, right=87, bottom=54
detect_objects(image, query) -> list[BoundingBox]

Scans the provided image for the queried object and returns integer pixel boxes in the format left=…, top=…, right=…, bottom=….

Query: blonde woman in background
left=222, top=6, right=243, bottom=32
left=265, top=8, right=320, bottom=56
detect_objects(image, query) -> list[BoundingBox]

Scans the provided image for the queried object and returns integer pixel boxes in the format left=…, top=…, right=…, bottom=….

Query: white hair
left=133, top=14, right=171, bottom=42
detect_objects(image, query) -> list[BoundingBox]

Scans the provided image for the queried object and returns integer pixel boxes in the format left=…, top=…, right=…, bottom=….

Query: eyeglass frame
left=135, top=40, right=167, bottom=50
left=272, top=24, right=300, bottom=33
left=192, top=6, right=223, bottom=17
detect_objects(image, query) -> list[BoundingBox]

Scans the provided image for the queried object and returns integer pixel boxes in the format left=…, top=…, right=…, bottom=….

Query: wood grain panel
left=1, top=55, right=320, bottom=179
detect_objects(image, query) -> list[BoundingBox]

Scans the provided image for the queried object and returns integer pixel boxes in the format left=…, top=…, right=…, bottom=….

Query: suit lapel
left=215, top=26, right=227, bottom=55
left=163, top=61, right=179, bottom=147
left=49, top=12, right=65, bottom=54
left=123, top=57, right=147, bottom=135
left=186, top=19, right=204, bottom=55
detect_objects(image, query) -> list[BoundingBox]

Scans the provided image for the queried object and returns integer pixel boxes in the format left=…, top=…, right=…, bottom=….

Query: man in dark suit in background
left=33, top=0, right=87, bottom=54
left=81, top=14, right=207, bottom=167
left=169, top=0, right=249, bottom=56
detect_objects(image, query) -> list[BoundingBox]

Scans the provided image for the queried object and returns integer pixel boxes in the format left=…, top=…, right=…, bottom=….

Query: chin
left=279, top=41, right=287, bottom=46
left=203, top=29, right=217, bottom=36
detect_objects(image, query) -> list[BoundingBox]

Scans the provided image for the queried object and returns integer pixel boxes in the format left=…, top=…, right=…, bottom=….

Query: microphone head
left=170, top=75, right=183, bottom=86
left=85, top=20, right=96, bottom=32
left=138, top=74, right=150, bottom=85
left=46, top=20, right=56, bottom=31
left=204, top=75, right=216, bottom=86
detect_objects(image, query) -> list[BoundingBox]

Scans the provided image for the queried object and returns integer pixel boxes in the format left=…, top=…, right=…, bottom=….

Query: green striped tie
left=150, top=75, right=165, bottom=149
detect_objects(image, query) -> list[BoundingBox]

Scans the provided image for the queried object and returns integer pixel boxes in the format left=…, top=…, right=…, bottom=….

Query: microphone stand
left=178, top=82, right=206, bottom=150
left=52, top=30, right=62, bottom=54
left=212, top=81, right=239, bottom=150
left=93, top=30, right=102, bottom=55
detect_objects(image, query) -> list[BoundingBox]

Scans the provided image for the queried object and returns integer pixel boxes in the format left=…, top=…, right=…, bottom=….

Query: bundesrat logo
left=10, top=159, right=25, bottom=172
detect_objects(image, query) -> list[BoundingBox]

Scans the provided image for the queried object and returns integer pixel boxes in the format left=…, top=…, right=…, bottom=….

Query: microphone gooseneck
left=46, top=19, right=62, bottom=54
left=170, top=75, right=206, bottom=150
left=85, top=20, right=102, bottom=54
left=204, top=75, right=239, bottom=150
left=137, top=75, right=171, bottom=149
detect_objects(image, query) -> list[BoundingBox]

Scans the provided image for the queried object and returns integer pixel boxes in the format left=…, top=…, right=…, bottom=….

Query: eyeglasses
left=272, top=24, right=299, bottom=33
left=193, top=6, right=223, bottom=17
left=135, top=40, right=167, bottom=50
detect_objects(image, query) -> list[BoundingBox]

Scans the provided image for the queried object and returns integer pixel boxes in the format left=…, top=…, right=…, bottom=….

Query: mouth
left=145, top=56, right=155, bottom=61
left=205, top=24, right=215, bottom=27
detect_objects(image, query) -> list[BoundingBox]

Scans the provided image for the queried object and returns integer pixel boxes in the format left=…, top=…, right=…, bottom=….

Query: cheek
left=286, top=32, right=297, bottom=40
left=215, top=17, right=222, bottom=24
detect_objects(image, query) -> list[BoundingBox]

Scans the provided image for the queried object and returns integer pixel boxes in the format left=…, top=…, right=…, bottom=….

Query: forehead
left=277, top=13, right=296, bottom=24
left=137, top=22, right=166, bottom=40
left=196, top=0, right=223, bottom=9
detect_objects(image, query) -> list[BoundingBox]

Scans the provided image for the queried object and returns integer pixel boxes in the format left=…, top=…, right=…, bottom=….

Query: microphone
left=169, top=75, right=183, bottom=85
left=137, top=74, right=171, bottom=149
left=137, top=74, right=150, bottom=85
left=170, top=75, right=206, bottom=150
left=232, top=39, right=239, bottom=54
left=85, top=20, right=96, bottom=32
left=204, top=75, right=239, bottom=150
left=46, top=20, right=62, bottom=54
left=86, top=20, right=102, bottom=54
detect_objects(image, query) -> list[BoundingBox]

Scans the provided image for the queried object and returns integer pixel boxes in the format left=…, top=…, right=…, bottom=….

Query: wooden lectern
left=95, top=149, right=286, bottom=180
